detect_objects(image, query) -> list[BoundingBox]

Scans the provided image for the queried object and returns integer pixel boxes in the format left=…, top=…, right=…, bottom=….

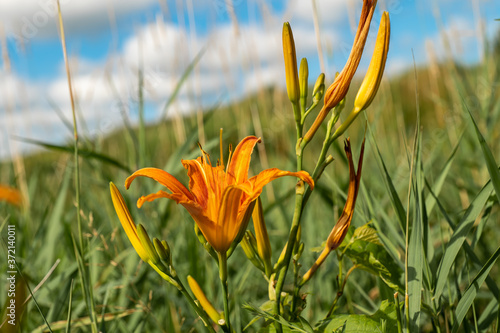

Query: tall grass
left=1, top=18, right=500, bottom=333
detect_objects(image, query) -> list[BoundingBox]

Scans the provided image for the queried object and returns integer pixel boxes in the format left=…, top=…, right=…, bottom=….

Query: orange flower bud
left=303, top=0, right=376, bottom=143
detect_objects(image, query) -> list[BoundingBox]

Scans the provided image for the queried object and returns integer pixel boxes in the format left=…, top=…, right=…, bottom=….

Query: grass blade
left=466, top=106, right=500, bottom=203
left=16, top=137, right=132, bottom=173
left=65, top=279, right=74, bottom=333
left=368, top=127, right=407, bottom=235
left=434, top=179, right=493, bottom=302
left=425, top=135, right=461, bottom=215
left=451, top=245, right=500, bottom=333
left=161, top=47, right=206, bottom=120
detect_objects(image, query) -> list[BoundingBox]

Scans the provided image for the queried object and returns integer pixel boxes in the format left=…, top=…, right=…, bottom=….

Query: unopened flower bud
left=252, top=197, right=272, bottom=276
left=333, top=11, right=390, bottom=139
left=312, top=73, right=325, bottom=103
left=282, top=22, right=300, bottom=105
left=187, top=275, right=222, bottom=324
left=153, top=238, right=170, bottom=263
left=354, top=11, right=390, bottom=113
left=137, top=224, right=160, bottom=265
left=299, top=58, right=309, bottom=101
left=240, top=231, right=264, bottom=271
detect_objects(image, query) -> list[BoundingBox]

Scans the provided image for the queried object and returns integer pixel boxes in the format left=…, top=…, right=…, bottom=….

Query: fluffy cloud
left=0, top=0, right=157, bottom=39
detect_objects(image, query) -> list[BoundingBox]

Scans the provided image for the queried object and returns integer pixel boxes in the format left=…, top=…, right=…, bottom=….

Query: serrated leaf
left=343, top=237, right=403, bottom=292
left=350, top=222, right=382, bottom=246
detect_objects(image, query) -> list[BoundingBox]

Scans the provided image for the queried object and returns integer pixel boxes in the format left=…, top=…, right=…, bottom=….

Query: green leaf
left=451, top=245, right=500, bottom=332
left=466, top=108, right=500, bottom=205
left=425, top=135, right=461, bottom=215
left=243, top=303, right=310, bottom=333
left=342, top=224, right=403, bottom=292
left=317, top=300, right=399, bottom=333
left=434, top=179, right=494, bottom=301
left=16, top=137, right=132, bottom=173
left=350, top=222, right=383, bottom=246
left=368, top=127, right=407, bottom=235
left=407, top=121, right=426, bottom=332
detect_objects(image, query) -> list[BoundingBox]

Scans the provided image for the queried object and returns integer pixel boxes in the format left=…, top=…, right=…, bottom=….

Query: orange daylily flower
left=125, top=136, right=314, bottom=253
left=0, top=185, right=22, bottom=206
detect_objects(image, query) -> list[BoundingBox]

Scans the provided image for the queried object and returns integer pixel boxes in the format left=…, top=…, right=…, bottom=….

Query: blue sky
left=0, top=0, right=499, bottom=159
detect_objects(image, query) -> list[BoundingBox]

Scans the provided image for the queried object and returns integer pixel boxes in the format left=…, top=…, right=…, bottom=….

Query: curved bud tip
left=282, top=22, right=300, bottom=104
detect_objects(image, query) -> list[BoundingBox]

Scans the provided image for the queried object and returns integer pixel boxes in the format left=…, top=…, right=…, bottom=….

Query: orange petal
left=109, top=182, right=149, bottom=262
left=182, top=158, right=209, bottom=205
left=182, top=202, right=218, bottom=247
left=136, top=190, right=190, bottom=208
left=214, top=186, right=244, bottom=252
left=0, top=185, right=22, bottom=206
left=242, top=168, right=314, bottom=202
left=125, top=167, right=193, bottom=201
left=225, top=136, right=261, bottom=186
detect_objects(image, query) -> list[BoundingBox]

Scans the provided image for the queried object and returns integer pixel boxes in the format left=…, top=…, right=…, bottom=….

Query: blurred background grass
left=1, top=4, right=500, bottom=332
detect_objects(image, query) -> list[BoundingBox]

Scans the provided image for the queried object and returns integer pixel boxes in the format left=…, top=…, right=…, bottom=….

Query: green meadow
left=1, top=11, right=500, bottom=333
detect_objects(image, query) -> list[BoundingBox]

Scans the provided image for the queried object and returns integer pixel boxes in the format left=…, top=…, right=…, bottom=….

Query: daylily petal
left=0, top=185, right=22, bottom=206
left=241, top=168, right=314, bottom=202
left=136, top=190, right=190, bottom=208
left=182, top=158, right=209, bottom=205
left=226, top=136, right=261, bottom=186
left=214, top=185, right=244, bottom=252
left=109, top=182, right=149, bottom=262
left=125, top=167, right=193, bottom=201
left=181, top=201, right=218, bottom=246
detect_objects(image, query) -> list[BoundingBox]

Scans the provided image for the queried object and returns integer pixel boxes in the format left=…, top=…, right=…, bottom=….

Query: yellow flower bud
left=240, top=231, right=265, bottom=271
left=282, top=22, right=300, bottom=104
left=252, top=197, right=272, bottom=276
left=153, top=238, right=170, bottom=263
left=354, top=11, right=390, bottom=113
left=332, top=12, right=390, bottom=139
left=299, top=58, right=309, bottom=101
left=187, top=275, right=223, bottom=324
left=312, top=73, right=325, bottom=103
left=137, top=224, right=160, bottom=265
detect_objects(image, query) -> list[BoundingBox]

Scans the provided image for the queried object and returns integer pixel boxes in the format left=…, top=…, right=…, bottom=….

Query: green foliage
left=340, top=223, right=403, bottom=292
left=1, top=27, right=500, bottom=333
left=317, top=300, right=400, bottom=333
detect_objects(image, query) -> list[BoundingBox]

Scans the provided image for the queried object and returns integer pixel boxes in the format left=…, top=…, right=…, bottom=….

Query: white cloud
left=425, top=15, right=478, bottom=62
left=285, top=0, right=350, bottom=24
left=0, top=0, right=157, bottom=40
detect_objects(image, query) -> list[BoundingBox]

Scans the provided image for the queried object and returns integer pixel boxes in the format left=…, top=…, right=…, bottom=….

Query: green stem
left=218, top=251, right=231, bottom=331
left=174, top=276, right=217, bottom=333
left=325, top=264, right=356, bottom=319
left=394, top=293, right=403, bottom=333
left=293, top=102, right=303, bottom=140
left=274, top=183, right=305, bottom=332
